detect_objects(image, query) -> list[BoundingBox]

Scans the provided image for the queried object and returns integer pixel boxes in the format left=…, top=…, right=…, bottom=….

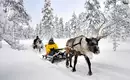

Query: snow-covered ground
left=0, top=38, right=130, bottom=80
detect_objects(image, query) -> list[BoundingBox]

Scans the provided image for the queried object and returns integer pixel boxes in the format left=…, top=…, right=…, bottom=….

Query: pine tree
left=40, top=0, right=54, bottom=39
left=53, top=15, right=59, bottom=38
left=64, top=22, right=71, bottom=38
left=23, top=26, right=35, bottom=39
left=70, top=12, right=78, bottom=37
left=58, top=17, right=64, bottom=38
left=35, top=24, right=40, bottom=37
left=0, top=0, right=30, bottom=49
left=0, top=32, right=2, bottom=48
left=104, top=0, right=130, bottom=51
left=78, top=12, right=87, bottom=35
left=84, top=0, right=106, bottom=37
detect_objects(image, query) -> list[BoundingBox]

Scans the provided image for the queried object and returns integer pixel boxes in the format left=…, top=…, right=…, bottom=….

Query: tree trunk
left=0, top=34, right=2, bottom=48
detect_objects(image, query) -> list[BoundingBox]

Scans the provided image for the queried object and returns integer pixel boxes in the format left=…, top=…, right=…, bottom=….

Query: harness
left=72, top=38, right=82, bottom=48
left=66, top=38, right=82, bottom=56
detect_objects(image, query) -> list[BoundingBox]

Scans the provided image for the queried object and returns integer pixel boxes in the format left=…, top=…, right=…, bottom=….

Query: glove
left=50, top=48, right=55, bottom=51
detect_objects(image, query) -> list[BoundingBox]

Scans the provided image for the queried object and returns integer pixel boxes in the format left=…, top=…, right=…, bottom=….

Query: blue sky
left=24, top=0, right=105, bottom=28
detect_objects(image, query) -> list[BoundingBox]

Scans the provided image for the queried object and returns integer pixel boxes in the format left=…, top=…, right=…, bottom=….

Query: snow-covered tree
left=0, top=0, right=13, bottom=48
left=104, top=0, right=130, bottom=51
left=84, top=0, right=106, bottom=37
left=40, top=0, right=54, bottom=39
left=23, top=26, right=35, bottom=39
left=35, top=24, right=40, bottom=37
left=8, top=0, right=30, bottom=24
left=0, top=0, right=30, bottom=49
left=77, top=12, right=87, bottom=35
left=0, top=0, right=9, bottom=35
left=58, top=17, right=64, bottom=38
left=52, top=15, right=59, bottom=38
left=70, top=12, right=79, bottom=37
left=9, top=0, right=30, bottom=40
left=64, top=22, right=71, bottom=38
left=17, top=25, right=24, bottom=39
left=0, top=33, right=2, bottom=48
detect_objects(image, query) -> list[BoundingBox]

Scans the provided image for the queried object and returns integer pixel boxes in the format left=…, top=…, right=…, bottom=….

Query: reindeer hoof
left=72, top=68, right=76, bottom=72
left=88, top=71, right=92, bottom=76
left=66, top=65, right=69, bottom=68
left=70, top=65, right=72, bottom=67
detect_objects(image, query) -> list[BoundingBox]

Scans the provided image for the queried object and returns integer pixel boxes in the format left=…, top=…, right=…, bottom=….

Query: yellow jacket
left=45, top=43, right=58, bottom=55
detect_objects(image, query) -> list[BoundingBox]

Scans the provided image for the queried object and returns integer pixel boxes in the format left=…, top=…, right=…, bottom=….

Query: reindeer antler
left=97, top=11, right=106, bottom=37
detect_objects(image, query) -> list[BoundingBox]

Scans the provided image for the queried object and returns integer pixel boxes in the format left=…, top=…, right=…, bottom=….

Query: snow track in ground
left=36, top=50, right=130, bottom=80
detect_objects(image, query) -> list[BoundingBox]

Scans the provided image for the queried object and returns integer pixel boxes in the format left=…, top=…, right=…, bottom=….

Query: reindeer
left=33, top=37, right=43, bottom=52
left=65, top=35, right=106, bottom=76
left=64, top=12, right=112, bottom=75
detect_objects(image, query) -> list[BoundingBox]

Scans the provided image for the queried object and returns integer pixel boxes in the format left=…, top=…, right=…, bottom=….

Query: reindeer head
left=85, top=35, right=106, bottom=54
left=86, top=37, right=100, bottom=54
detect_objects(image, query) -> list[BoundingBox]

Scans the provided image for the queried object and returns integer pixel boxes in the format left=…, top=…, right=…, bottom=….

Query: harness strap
left=72, top=38, right=82, bottom=48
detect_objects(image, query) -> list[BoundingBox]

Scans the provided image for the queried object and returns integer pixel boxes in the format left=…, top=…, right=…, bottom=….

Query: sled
left=42, top=49, right=66, bottom=63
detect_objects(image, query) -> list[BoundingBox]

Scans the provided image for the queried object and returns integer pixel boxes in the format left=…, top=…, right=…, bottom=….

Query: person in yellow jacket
left=45, top=38, right=58, bottom=56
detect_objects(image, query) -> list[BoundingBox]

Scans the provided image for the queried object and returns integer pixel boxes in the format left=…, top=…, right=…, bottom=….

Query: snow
left=0, top=38, right=130, bottom=80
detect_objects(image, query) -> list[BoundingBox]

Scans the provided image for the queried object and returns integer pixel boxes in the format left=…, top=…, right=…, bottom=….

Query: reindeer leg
left=66, top=53, right=69, bottom=68
left=72, top=54, right=78, bottom=72
left=84, top=54, right=92, bottom=76
left=69, top=53, right=73, bottom=67
left=38, top=47, right=40, bottom=52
